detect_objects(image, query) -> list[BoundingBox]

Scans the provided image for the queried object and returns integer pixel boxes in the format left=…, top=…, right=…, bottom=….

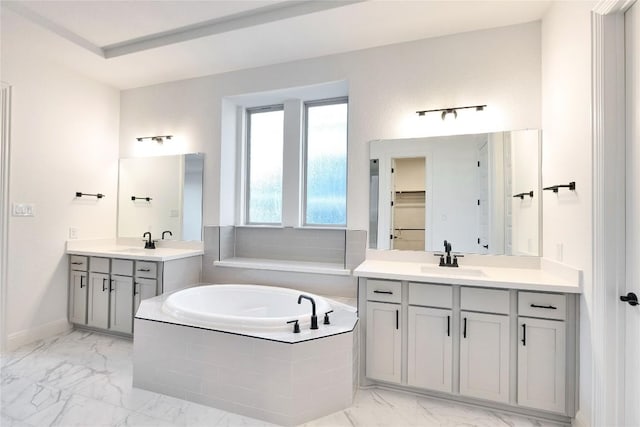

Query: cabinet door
left=87, top=273, right=110, bottom=329
left=109, top=275, right=133, bottom=334
left=460, top=311, right=510, bottom=403
left=69, top=271, right=88, bottom=325
left=407, top=306, right=452, bottom=392
left=518, top=317, right=566, bottom=413
left=366, top=301, right=401, bottom=383
left=134, top=278, right=157, bottom=315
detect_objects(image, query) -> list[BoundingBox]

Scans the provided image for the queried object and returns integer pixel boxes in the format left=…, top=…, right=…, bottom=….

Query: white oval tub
left=161, top=284, right=333, bottom=331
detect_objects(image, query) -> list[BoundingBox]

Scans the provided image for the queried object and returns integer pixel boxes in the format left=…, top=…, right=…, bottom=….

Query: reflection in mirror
left=370, top=130, right=540, bottom=255
left=118, top=153, right=204, bottom=241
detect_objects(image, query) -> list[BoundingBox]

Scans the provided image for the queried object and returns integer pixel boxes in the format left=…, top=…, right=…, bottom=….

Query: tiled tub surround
left=133, top=292, right=359, bottom=426
left=207, top=226, right=367, bottom=275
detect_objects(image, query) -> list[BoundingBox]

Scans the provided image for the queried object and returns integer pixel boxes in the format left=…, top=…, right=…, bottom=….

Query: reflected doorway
left=391, top=157, right=426, bottom=250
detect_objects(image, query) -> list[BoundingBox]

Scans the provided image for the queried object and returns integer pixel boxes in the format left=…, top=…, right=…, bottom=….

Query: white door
left=625, top=2, right=640, bottom=424
left=477, top=143, right=489, bottom=254
left=459, top=311, right=510, bottom=403
left=517, top=317, right=566, bottom=413
left=407, top=306, right=452, bottom=392
left=87, top=272, right=109, bottom=329
left=366, top=301, right=402, bottom=383
left=109, top=275, right=133, bottom=334
left=69, top=271, right=87, bottom=325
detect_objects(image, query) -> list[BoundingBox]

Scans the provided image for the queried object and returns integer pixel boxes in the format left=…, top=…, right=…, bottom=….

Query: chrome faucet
left=143, top=232, right=156, bottom=249
left=297, top=294, right=318, bottom=329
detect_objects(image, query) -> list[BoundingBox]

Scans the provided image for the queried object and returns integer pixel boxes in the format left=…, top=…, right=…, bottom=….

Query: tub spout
left=297, top=294, right=318, bottom=330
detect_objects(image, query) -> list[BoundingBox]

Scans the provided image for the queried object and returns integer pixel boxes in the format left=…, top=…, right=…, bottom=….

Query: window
left=243, top=96, right=348, bottom=227
left=304, top=98, right=348, bottom=225
left=246, top=105, right=284, bottom=224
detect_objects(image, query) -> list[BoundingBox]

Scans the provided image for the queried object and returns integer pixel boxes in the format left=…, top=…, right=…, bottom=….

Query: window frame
left=302, top=96, right=349, bottom=227
left=245, top=104, right=285, bottom=225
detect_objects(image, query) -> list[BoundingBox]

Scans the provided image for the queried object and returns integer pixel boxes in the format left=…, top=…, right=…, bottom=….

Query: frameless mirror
left=370, top=130, right=541, bottom=255
left=117, top=153, right=204, bottom=241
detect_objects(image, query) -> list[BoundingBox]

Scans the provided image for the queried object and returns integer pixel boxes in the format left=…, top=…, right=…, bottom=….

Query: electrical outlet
left=12, top=203, right=35, bottom=217
left=69, top=227, right=79, bottom=239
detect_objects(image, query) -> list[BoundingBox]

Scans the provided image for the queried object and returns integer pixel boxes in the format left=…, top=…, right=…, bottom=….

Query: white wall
left=541, top=2, right=595, bottom=426
left=120, top=22, right=542, bottom=231
left=1, top=45, right=120, bottom=349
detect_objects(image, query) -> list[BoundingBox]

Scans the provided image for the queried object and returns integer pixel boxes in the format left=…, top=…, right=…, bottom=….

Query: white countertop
left=354, top=259, right=581, bottom=293
left=66, top=239, right=203, bottom=261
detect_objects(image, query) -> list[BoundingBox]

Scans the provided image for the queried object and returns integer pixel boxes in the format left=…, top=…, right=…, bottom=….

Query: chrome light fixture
left=416, top=104, right=486, bottom=120
left=136, top=135, right=173, bottom=143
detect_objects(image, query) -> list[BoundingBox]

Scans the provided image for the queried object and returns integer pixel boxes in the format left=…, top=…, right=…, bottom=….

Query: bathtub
left=134, top=283, right=359, bottom=425
left=161, top=284, right=333, bottom=331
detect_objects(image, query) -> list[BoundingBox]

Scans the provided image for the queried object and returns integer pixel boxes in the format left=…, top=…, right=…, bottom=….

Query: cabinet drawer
left=111, top=259, right=134, bottom=276
left=90, top=257, right=110, bottom=274
left=409, top=283, right=452, bottom=308
left=135, top=261, right=157, bottom=278
left=366, top=279, right=401, bottom=303
left=461, top=287, right=510, bottom=314
left=518, top=292, right=566, bottom=320
left=69, top=255, right=88, bottom=271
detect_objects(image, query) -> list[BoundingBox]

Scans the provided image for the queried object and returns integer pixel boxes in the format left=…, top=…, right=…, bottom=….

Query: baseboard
left=572, top=409, right=590, bottom=427
left=6, top=318, right=71, bottom=351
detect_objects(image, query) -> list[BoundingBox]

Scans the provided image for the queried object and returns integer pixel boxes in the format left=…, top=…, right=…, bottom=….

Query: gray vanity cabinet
left=68, top=256, right=88, bottom=325
left=365, top=280, right=402, bottom=383
left=87, top=274, right=110, bottom=329
left=134, top=278, right=157, bottom=315
left=517, top=292, right=567, bottom=413
left=407, top=283, right=453, bottom=393
left=459, top=287, right=510, bottom=403
left=109, top=259, right=134, bottom=334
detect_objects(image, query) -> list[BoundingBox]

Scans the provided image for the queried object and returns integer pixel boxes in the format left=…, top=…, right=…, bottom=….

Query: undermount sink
left=420, top=265, right=486, bottom=277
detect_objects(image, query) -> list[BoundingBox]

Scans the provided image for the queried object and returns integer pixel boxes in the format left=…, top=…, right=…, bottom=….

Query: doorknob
left=620, top=292, right=639, bottom=306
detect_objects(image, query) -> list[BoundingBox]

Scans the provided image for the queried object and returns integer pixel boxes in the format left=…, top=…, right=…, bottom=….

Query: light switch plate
left=12, top=203, right=35, bottom=217
left=69, top=227, right=79, bottom=239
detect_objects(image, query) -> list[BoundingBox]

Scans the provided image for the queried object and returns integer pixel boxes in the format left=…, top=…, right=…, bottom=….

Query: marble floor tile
left=1, top=330, right=567, bottom=427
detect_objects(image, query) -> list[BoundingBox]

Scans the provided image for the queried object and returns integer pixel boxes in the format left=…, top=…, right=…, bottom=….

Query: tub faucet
left=297, top=294, right=318, bottom=330
left=143, top=232, right=156, bottom=249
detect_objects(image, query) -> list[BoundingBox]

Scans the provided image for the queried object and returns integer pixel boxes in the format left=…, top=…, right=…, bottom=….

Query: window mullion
left=281, top=99, right=303, bottom=227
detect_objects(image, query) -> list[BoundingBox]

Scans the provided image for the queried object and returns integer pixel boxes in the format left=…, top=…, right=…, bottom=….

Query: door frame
left=591, top=1, right=635, bottom=425
left=0, top=82, right=11, bottom=354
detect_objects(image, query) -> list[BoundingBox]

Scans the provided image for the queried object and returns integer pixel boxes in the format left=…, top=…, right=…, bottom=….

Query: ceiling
left=1, top=0, right=551, bottom=90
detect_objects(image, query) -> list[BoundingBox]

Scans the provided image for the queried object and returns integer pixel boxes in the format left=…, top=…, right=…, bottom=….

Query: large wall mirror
left=117, top=153, right=204, bottom=241
left=370, top=130, right=541, bottom=256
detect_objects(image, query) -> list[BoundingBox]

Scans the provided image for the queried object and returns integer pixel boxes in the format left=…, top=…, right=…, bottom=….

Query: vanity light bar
left=136, top=135, right=173, bottom=143
left=416, top=104, right=486, bottom=120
